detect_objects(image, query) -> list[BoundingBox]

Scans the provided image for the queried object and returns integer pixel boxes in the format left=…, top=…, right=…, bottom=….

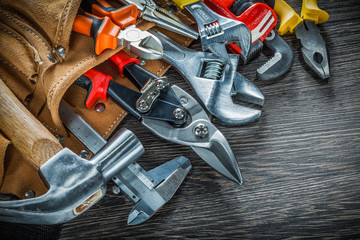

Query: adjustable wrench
left=172, top=0, right=252, bottom=62
left=150, top=30, right=264, bottom=126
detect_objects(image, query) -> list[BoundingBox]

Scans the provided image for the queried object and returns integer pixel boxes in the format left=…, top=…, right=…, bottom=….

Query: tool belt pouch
left=0, top=0, right=194, bottom=199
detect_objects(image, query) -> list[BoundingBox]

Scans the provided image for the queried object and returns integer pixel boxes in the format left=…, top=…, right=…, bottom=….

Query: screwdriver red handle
left=81, top=0, right=138, bottom=29
left=72, top=12, right=121, bottom=55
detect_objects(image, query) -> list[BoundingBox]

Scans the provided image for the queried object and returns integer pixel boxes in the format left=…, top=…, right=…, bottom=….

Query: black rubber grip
left=229, top=0, right=253, bottom=16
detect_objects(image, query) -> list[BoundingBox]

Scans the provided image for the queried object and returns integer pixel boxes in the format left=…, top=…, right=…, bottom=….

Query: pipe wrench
left=75, top=51, right=243, bottom=184
left=149, top=30, right=264, bottom=126
left=205, top=0, right=294, bottom=81
left=171, top=0, right=252, bottom=63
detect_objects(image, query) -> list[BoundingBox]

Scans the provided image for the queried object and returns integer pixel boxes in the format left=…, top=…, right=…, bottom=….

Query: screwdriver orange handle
left=81, top=0, right=138, bottom=28
left=73, top=12, right=121, bottom=55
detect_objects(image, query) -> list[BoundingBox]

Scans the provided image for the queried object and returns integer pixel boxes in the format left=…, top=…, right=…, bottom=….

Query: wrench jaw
left=295, top=20, right=330, bottom=79
left=232, top=73, right=265, bottom=106
left=150, top=30, right=263, bottom=126
left=184, top=1, right=252, bottom=62
left=257, top=30, right=295, bottom=81
left=127, top=156, right=192, bottom=225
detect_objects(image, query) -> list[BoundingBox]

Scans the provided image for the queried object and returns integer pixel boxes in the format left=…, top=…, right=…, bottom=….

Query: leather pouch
left=0, top=0, right=195, bottom=198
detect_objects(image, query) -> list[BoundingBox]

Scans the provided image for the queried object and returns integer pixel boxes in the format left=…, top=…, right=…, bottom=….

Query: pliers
left=265, top=0, right=330, bottom=79
left=72, top=0, right=163, bottom=58
left=75, top=50, right=243, bottom=184
left=119, top=0, right=199, bottom=39
left=171, top=0, right=252, bottom=63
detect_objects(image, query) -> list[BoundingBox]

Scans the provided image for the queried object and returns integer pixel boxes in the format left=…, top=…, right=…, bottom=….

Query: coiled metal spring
left=203, top=61, right=224, bottom=80
left=204, top=22, right=222, bottom=37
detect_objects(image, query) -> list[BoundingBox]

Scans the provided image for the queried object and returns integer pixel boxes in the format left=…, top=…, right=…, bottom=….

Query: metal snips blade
left=120, top=0, right=198, bottom=39
left=142, top=85, right=243, bottom=184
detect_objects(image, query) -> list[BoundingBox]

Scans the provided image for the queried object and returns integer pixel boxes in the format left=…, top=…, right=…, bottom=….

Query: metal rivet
left=193, top=123, right=209, bottom=138
left=167, top=5, right=178, bottom=14
left=95, top=103, right=106, bottom=112
left=155, top=79, right=166, bottom=90
left=25, top=190, right=35, bottom=199
left=137, top=99, right=149, bottom=112
left=173, top=108, right=185, bottom=120
left=139, top=58, right=146, bottom=66
left=112, top=185, right=121, bottom=195
left=55, top=135, right=63, bottom=144
left=56, top=46, right=66, bottom=59
left=79, top=150, right=90, bottom=159
left=47, top=52, right=56, bottom=63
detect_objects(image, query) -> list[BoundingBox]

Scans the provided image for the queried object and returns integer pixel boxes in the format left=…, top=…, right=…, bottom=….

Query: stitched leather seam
left=0, top=8, right=51, bottom=52
left=103, top=111, right=126, bottom=138
left=55, top=0, right=72, bottom=47
left=48, top=54, right=96, bottom=105
left=0, top=57, right=30, bottom=81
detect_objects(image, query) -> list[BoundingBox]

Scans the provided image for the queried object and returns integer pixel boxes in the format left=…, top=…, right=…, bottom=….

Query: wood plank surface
left=59, top=0, right=360, bottom=239
left=2, top=0, right=359, bottom=239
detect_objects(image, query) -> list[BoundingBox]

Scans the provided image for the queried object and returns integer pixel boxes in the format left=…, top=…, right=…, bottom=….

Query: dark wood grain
left=59, top=0, right=360, bottom=238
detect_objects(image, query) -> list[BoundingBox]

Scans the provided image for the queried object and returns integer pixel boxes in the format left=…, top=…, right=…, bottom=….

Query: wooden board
left=58, top=0, right=360, bottom=238
left=2, top=0, right=359, bottom=239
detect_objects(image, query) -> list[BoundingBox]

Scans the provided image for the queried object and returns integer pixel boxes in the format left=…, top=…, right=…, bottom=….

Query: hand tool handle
left=74, top=69, right=111, bottom=108
left=81, top=0, right=138, bottom=29
left=301, top=0, right=329, bottom=24
left=172, top=0, right=202, bottom=9
left=108, top=51, right=139, bottom=78
left=72, top=12, right=120, bottom=55
left=264, top=0, right=302, bottom=35
left=0, top=79, right=62, bottom=168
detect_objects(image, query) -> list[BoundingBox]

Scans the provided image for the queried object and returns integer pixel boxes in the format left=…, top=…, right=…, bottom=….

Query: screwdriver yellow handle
left=301, top=0, right=329, bottom=24
left=173, top=0, right=202, bottom=9
left=272, top=0, right=302, bottom=35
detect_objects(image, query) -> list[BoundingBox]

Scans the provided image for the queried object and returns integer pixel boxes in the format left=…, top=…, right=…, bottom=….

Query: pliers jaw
left=296, top=20, right=330, bottom=79
left=121, top=0, right=199, bottom=39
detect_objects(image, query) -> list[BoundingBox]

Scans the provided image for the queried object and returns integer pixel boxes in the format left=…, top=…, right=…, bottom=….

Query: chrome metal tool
left=265, top=0, right=330, bottom=79
left=150, top=30, right=264, bottom=126
left=58, top=102, right=191, bottom=225
left=172, top=0, right=252, bottom=62
left=75, top=53, right=243, bottom=184
left=119, top=0, right=199, bottom=39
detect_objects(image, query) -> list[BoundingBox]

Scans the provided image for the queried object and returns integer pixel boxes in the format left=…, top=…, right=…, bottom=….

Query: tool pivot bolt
left=137, top=100, right=149, bottom=111
left=193, top=123, right=209, bottom=138
left=155, top=79, right=166, bottom=90
left=112, top=185, right=121, bottom=195
left=173, top=108, right=185, bottom=120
